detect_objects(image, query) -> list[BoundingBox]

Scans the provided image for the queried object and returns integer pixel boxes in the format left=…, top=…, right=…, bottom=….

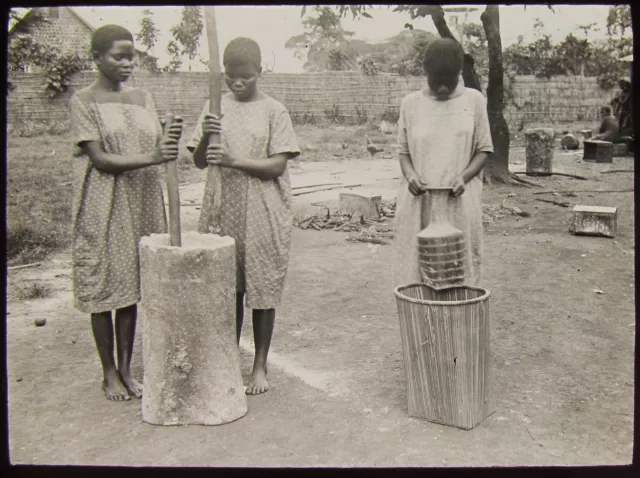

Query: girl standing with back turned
left=188, top=37, right=300, bottom=395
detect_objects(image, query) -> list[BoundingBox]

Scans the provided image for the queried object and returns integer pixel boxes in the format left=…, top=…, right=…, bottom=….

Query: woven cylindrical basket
left=394, top=283, right=495, bottom=430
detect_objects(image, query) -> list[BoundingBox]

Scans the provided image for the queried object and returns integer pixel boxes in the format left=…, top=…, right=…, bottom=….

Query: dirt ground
left=6, top=142, right=635, bottom=466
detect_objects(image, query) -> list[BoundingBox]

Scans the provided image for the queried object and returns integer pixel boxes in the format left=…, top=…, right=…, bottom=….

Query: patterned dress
left=70, top=86, right=167, bottom=314
left=392, top=82, right=494, bottom=289
left=187, top=94, right=300, bottom=310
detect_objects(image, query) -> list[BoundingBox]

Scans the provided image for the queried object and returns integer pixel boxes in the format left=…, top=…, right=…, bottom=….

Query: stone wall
left=7, top=70, right=617, bottom=135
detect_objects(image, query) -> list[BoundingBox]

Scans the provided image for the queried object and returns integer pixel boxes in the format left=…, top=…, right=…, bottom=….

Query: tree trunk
left=480, top=5, right=533, bottom=185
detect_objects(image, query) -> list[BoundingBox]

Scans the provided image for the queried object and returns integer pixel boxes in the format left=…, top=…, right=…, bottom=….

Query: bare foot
left=246, top=368, right=269, bottom=395
left=120, top=372, right=143, bottom=399
left=102, top=372, right=131, bottom=401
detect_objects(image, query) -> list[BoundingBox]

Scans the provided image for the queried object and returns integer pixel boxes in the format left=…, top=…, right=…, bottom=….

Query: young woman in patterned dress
left=188, top=37, right=300, bottom=395
left=70, top=25, right=182, bottom=401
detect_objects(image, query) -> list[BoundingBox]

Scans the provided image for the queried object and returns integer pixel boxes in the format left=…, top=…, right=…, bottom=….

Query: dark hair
left=422, top=38, right=464, bottom=77
left=601, top=105, right=613, bottom=115
left=223, top=37, right=261, bottom=70
left=619, top=78, right=631, bottom=87
left=91, top=24, right=134, bottom=55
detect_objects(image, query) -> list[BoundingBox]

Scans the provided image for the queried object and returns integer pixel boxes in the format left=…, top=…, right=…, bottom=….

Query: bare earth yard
left=6, top=125, right=635, bottom=466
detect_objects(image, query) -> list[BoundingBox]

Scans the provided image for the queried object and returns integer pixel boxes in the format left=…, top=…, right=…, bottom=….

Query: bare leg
left=91, top=311, right=130, bottom=401
left=115, top=304, right=143, bottom=398
left=246, top=308, right=275, bottom=395
left=236, top=292, right=245, bottom=345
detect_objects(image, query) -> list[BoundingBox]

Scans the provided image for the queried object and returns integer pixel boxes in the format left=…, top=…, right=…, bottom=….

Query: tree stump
left=560, top=134, right=580, bottom=150
left=139, top=231, right=248, bottom=426
left=583, top=140, right=613, bottom=163
left=339, top=191, right=382, bottom=219
left=525, top=128, right=555, bottom=176
left=569, top=205, right=617, bottom=238
left=580, top=130, right=593, bottom=140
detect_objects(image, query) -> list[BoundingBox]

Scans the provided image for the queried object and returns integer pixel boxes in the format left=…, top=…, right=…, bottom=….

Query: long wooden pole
left=202, top=6, right=223, bottom=235
left=163, top=114, right=183, bottom=247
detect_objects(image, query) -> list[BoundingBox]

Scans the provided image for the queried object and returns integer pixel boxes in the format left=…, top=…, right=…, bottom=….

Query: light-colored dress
left=392, top=83, right=494, bottom=289
left=70, top=86, right=166, bottom=313
left=187, top=94, right=300, bottom=310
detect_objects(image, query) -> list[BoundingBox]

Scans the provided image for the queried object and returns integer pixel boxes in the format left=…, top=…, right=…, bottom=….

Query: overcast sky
left=19, top=5, right=622, bottom=72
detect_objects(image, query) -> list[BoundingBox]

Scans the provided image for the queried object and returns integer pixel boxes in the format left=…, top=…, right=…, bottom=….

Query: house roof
left=68, top=7, right=97, bottom=32
left=10, top=7, right=148, bottom=55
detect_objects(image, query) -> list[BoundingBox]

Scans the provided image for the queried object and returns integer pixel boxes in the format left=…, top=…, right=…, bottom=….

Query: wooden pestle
left=203, top=6, right=223, bottom=235
left=161, top=114, right=183, bottom=247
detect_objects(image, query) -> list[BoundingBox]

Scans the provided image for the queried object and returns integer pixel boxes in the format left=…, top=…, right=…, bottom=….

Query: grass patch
left=14, top=281, right=53, bottom=300
left=6, top=133, right=208, bottom=266
left=7, top=134, right=74, bottom=266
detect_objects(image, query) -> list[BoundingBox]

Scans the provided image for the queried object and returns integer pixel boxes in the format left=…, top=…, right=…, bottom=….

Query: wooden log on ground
left=292, top=182, right=342, bottom=190
left=292, top=184, right=362, bottom=196
left=346, top=235, right=390, bottom=245
left=8, top=262, right=43, bottom=271
left=532, top=189, right=633, bottom=195
left=394, top=284, right=494, bottom=430
left=535, top=198, right=571, bottom=207
left=525, top=128, right=555, bottom=176
left=296, top=216, right=315, bottom=229
left=569, top=205, right=617, bottom=238
left=139, top=232, right=247, bottom=425
left=339, top=191, right=382, bottom=219
left=514, top=171, right=587, bottom=180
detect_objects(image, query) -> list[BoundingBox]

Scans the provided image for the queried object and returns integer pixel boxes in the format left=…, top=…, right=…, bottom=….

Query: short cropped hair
left=223, top=37, right=262, bottom=70
left=91, top=24, right=134, bottom=55
left=422, top=38, right=464, bottom=77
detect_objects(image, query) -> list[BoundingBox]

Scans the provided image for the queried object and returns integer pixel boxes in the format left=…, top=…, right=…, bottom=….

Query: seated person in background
left=611, top=78, right=632, bottom=137
left=592, top=105, right=620, bottom=143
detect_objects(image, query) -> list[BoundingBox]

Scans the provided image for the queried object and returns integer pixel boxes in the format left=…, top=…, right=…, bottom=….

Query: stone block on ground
left=583, top=140, right=613, bottom=163
left=139, top=231, right=247, bottom=426
left=339, top=191, right=382, bottom=219
left=569, top=205, right=617, bottom=238
left=525, top=128, right=555, bottom=175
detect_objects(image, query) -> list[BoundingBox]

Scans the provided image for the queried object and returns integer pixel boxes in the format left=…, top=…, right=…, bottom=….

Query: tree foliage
left=135, top=9, right=161, bottom=72
left=288, top=8, right=439, bottom=75
left=286, top=6, right=359, bottom=71
left=169, top=6, right=205, bottom=72
left=133, top=6, right=205, bottom=72
left=501, top=5, right=632, bottom=90
left=7, top=8, right=90, bottom=97
left=8, top=8, right=46, bottom=40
